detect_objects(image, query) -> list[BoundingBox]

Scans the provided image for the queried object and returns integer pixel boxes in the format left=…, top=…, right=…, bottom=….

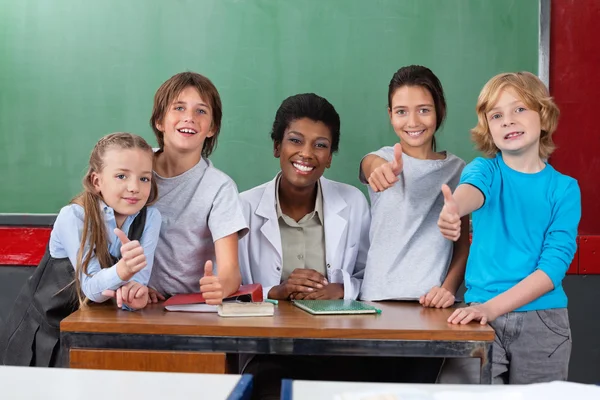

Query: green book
left=292, top=299, right=382, bottom=315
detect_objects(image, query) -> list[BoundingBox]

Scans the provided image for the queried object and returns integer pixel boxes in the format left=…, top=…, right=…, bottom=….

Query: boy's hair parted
left=150, top=72, right=223, bottom=158
left=72, top=132, right=157, bottom=307
left=471, top=71, right=560, bottom=159
left=388, top=65, right=447, bottom=150
left=270, top=93, right=341, bottom=153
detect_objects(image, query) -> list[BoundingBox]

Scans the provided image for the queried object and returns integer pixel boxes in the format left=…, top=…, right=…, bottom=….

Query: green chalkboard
left=0, top=0, right=539, bottom=213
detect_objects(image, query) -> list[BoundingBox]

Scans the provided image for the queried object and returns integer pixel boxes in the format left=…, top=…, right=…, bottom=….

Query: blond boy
left=438, top=72, right=581, bottom=384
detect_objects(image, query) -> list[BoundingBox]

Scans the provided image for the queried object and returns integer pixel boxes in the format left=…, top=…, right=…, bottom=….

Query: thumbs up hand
left=115, top=228, right=147, bottom=281
left=199, top=260, right=223, bottom=305
left=437, top=184, right=462, bottom=241
left=367, top=143, right=404, bottom=192
left=390, top=142, right=404, bottom=175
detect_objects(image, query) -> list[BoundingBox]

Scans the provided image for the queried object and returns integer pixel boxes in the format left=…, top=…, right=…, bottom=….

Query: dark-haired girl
left=360, top=65, right=469, bottom=308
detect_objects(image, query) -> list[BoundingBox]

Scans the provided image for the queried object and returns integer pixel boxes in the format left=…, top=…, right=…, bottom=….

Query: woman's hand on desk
left=268, top=269, right=328, bottom=300
left=292, top=283, right=344, bottom=300
left=200, top=260, right=224, bottom=305
left=420, top=286, right=455, bottom=308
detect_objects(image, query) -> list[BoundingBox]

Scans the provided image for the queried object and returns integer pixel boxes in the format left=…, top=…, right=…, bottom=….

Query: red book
left=164, top=283, right=264, bottom=308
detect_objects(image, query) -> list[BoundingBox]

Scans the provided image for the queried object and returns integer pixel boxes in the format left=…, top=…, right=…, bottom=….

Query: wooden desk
left=0, top=366, right=252, bottom=400
left=60, top=301, right=494, bottom=383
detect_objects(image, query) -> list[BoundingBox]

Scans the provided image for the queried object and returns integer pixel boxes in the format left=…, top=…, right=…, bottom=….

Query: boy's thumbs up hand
left=390, top=142, right=404, bottom=176
left=367, top=142, right=404, bottom=192
left=199, top=260, right=223, bottom=305
left=115, top=228, right=147, bottom=281
left=438, top=184, right=462, bottom=241
left=442, top=184, right=459, bottom=215
left=204, top=260, right=213, bottom=277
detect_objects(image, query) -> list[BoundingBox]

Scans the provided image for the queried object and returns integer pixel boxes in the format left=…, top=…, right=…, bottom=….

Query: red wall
left=550, top=0, right=600, bottom=274
left=0, top=227, right=50, bottom=265
left=550, top=0, right=600, bottom=236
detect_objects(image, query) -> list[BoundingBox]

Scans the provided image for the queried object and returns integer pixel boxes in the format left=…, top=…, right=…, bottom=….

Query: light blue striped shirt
left=49, top=202, right=161, bottom=304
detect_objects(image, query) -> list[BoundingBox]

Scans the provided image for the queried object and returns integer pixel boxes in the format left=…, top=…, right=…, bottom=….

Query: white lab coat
left=238, top=175, right=370, bottom=300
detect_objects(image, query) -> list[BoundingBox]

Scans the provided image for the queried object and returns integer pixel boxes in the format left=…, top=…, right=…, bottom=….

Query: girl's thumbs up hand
left=367, top=142, right=404, bottom=192
left=115, top=228, right=146, bottom=281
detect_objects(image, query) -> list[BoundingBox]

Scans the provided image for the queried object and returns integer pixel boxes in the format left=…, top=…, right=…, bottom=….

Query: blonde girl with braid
left=0, top=132, right=161, bottom=367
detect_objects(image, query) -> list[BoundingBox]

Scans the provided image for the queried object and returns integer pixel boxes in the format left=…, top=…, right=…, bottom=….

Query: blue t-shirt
left=460, top=154, right=580, bottom=311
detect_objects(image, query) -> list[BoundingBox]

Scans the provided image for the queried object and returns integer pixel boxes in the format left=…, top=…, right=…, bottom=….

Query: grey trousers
left=438, top=308, right=571, bottom=384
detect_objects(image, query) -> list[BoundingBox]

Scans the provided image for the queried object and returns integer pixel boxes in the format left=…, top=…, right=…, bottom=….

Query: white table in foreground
left=0, top=366, right=252, bottom=400
left=281, top=379, right=600, bottom=400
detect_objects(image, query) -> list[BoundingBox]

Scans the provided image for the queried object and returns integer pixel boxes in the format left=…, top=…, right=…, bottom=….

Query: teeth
left=293, top=163, right=314, bottom=172
left=179, top=128, right=196, bottom=134
left=406, top=130, right=424, bottom=137
left=505, top=132, right=523, bottom=139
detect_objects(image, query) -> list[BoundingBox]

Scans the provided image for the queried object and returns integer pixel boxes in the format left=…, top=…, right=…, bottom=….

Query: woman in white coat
left=238, top=93, right=370, bottom=301
left=238, top=93, right=370, bottom=400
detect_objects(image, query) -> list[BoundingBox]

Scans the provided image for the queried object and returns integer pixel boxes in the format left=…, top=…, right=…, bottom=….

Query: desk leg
left=59, top=332, right=70, bottom=368
left=479, top=341, right=493, bottom=384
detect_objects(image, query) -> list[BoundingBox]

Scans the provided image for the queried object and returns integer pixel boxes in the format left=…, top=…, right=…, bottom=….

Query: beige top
left=275, top=174, right=327, bottom=281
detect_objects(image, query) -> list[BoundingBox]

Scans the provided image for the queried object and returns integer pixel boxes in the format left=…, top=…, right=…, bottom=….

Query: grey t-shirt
left=149, top=158, right=248, bottom=296
left=359, top=147, right=465, bottom=301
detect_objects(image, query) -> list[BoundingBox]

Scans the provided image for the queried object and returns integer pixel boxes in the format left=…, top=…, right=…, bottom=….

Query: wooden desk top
left=61, top=301, right=494, bottom=342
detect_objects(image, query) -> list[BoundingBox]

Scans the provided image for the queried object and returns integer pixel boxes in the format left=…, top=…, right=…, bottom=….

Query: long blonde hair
left=72, top=132, right=157, bottom=307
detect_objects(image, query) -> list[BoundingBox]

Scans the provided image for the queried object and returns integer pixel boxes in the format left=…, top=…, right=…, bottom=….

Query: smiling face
left=91, top=147, right=153, bottom=227
left=388, top=85, right=437, bottom=152
left=486, top=87, right=542, bottom=158
left=155, top=86, right=215, bottom=156
left=274, top=118, right=333, bottom=190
